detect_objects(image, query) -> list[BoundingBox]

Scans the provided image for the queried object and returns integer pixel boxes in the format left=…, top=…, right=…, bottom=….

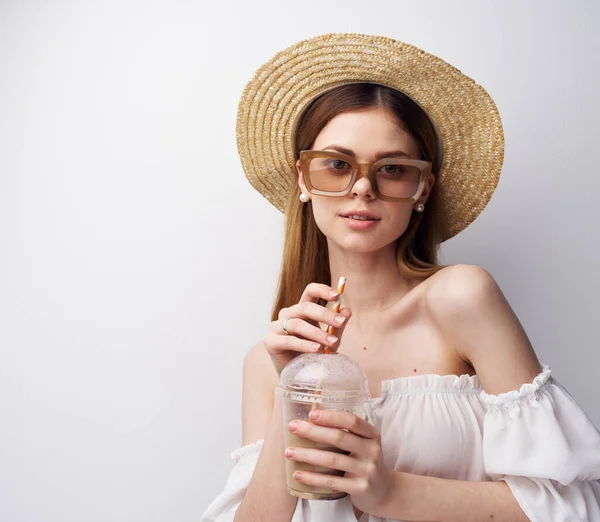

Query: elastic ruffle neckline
left=368, top=362, right=552, bottom=403
left=371, top=371, right=483, bottom=401
left=479, top=363, right=552, bottom=407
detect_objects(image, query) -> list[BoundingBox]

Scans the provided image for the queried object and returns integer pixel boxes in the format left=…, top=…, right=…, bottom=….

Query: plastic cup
left=275, top=352, right=370, bottom=500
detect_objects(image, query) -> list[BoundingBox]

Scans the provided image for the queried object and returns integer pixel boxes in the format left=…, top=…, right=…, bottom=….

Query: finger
left=285, top=446, right=362, bottom=475
left=277, top=317, right=339, bottom=348
left=321, top=306, right=352, bottom=334
left=263, top=332, right=321, bottom=355
left=292, top=470, right=366, bottom=497
left=286, top=302, right=348, bottom=330
left=298, top=283, right=340, bottom=304
left=308, top=410, right=379, bottom=439
left=289, top=420, right=362, bottom=455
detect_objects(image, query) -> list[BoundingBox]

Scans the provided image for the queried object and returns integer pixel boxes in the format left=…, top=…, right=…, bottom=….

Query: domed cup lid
left=275, top=352, right=370, bottom=405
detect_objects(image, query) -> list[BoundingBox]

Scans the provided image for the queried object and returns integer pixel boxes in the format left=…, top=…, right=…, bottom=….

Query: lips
left=339, top=210, right=381, bottom=221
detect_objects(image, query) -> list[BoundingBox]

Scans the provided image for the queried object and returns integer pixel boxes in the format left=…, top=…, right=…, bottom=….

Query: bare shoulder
left=424, top=263, right=542, bottom=394
left=241, top=341, right=280, bottom=446
left=424, top=263, right=498, bottom=314
left=243, top=340, right=279, bottom=383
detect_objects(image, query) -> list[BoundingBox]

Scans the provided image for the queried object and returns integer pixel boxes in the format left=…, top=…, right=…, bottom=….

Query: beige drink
left=284, top=430, right=350, bottom=500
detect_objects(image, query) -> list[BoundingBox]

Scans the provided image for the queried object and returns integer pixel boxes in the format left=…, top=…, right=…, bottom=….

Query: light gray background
left=1, top=1, right=598, bottom=521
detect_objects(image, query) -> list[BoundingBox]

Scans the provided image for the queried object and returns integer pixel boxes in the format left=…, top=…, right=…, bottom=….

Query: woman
left=202, top=33, right=600, bottom=521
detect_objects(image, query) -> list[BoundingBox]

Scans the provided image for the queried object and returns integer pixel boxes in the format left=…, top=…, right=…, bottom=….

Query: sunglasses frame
left=299, top=150, right=432, bottom=203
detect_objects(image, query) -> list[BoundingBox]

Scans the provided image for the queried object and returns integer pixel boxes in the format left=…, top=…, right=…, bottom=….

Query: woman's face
left=296, top=108, right=435, bottom=254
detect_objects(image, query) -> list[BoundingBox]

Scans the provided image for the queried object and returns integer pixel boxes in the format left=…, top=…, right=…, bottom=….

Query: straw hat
left=235, top=32, right=504, bottom=242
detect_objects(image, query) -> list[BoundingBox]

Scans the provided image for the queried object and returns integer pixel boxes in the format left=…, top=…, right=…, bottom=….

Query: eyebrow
left=321, top=144, right=412, bottom=159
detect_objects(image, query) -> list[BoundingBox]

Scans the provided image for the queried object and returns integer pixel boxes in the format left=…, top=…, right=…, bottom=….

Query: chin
left=316, top=217, right=407, bottom=254
left=329, top=233, right=399, bottom=254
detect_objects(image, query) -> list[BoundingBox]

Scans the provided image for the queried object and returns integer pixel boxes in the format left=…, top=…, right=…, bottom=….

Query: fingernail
left=312, top=343, right=321, bottom=351
left=289, top=420, right=299, bottom=431
left=327, top=335, right=338, bottom=344
left=285, top=447, right=294, bottom=458
left=329, top=291, right=339, bottom=298
left=294, top=471, right=303, bottom=480
left=309, top=410, right=320, bottom=420
left=334, top=315, right=345, bottom=325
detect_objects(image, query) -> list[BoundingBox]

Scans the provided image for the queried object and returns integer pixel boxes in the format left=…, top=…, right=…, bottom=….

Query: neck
left=327, top=240, right=419, bottom=319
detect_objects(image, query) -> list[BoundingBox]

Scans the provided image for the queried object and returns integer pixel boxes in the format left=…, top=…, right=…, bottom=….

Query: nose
left=350, top=164, right=375, bottom=200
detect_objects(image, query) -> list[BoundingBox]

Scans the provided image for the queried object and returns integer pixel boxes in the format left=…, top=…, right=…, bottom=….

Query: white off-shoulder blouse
left=201, top=364, right=600, bottom=522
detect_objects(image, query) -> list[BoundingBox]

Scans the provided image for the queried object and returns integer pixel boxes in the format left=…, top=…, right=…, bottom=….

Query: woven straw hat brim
left=236, top=32, right=504, bottom=242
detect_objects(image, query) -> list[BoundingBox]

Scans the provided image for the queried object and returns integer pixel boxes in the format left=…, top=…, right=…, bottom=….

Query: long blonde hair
left=271, top=83, right=450, bottom=321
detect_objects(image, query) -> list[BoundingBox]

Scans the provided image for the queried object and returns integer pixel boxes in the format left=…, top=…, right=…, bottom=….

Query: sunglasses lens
left=307, top=157, right=353, bottom=192
left=376, top=162, right=421, bottom=199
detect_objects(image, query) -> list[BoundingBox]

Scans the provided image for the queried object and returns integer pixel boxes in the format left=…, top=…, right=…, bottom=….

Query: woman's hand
left=284, top=409, right=396, bottom=517
left=263, top=283, right=352, bottom=376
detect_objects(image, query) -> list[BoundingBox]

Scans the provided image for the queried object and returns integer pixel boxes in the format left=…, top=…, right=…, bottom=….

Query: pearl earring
left=300, top=193, right=309, bottom=203
left=414, top=203, right=425, bottom=212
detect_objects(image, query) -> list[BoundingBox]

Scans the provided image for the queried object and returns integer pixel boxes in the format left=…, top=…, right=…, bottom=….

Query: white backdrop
left=1, top=1, right=599, bottom=520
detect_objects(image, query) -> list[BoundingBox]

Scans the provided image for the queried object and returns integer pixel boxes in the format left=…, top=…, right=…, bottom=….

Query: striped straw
left=311, top=276, right=346, bottom=415
left=324, top=276, right=346, bottom=354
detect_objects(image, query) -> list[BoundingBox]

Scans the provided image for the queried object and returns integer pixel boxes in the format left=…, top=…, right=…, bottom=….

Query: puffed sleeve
left=200, top=439, right=302, bottom=521
left=480, top=364, right=600, bottom=521
left=200, top=439, right=360, bottom=521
